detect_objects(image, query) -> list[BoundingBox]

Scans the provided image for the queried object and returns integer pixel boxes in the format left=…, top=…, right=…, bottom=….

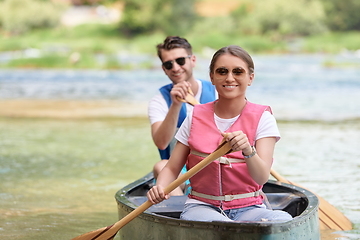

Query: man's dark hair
left=156, top=36, right=192, bottom=60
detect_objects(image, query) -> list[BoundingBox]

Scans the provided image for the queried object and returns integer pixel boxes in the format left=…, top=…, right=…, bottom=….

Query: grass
left=1, top=22, right=360, bottom=69
left=0, top=24, right=168, bottom=69
left=302, top=31, right=360, bottom=53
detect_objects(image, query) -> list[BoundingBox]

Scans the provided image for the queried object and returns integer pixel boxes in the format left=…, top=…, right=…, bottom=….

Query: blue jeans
left=180, top=203, right=293, bottom=222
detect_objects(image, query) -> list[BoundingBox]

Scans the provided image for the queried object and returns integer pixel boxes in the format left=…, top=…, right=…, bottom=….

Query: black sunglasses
left=215, top=67, right=246, bottom=75
left=214, top=67, right=246, bottom=79
left=162, top=55, right=191, bottom=70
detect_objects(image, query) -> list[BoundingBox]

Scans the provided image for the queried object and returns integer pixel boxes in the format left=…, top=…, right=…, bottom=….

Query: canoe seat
left=128, top=192, right=305, bottom=219
left=266, top=193, right=306, bottom=217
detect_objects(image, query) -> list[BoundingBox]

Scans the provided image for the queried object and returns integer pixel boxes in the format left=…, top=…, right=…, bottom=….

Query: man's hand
left=170, top=81, right=192, bottom=104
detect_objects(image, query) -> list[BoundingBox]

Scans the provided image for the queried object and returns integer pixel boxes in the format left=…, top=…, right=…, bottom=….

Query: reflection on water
left=1, top=118, right=359, bottom=240
left=0, top=117, right=158, bottom=239
left=274, top=121, right=360, bottom=239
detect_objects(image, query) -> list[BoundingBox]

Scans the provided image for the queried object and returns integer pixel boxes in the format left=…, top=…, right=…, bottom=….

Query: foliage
left=230, top=0, right=328, bottom=37
left=302, top=31, right=360, bottom=53
left=5, top=55, right=74, bottom=68
left=1, top=0, right=360, bottom=69
left=190, top=15, right=236, bottom=37
left=164, top=0, right=198, bottom=35
left=119, top=0, right=198, bottom=37
left=0, top=0, right=67, bottom=34
left=2, top=22, right=360, bottom=69
left=186, top=27, right=287, bottom=54
left=0, top=23, right=123, bottom=52
left=73, top=0, right=124, bottom=5
left=0, top=23, right=152, bottom=69
left=2, top=52, right=136, bottom=69
left=321, top=0, right=360, bottom=31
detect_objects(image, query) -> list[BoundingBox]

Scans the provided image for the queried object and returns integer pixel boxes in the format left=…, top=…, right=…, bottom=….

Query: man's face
left=160, top=48, right=196, bottom=84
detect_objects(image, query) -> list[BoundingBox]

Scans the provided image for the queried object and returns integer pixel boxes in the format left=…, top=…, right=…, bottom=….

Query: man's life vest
left=158, top=79, right=215, bottom=160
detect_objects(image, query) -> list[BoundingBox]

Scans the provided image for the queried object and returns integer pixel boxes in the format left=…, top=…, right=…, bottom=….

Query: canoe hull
left=115, top=173, right=320, bottom=240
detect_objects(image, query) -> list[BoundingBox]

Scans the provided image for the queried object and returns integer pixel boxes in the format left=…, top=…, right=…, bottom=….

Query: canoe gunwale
left=115, top=172, right=320, bottom=235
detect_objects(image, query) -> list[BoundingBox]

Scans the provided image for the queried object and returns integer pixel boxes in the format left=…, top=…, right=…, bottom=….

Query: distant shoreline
left=0, top=99, right=148, bottom=119
left=2, top=99, right=358, bottom=124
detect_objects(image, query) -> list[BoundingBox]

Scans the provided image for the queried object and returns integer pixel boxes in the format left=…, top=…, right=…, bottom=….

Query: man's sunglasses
left=162, top=55, right=192, bottom=70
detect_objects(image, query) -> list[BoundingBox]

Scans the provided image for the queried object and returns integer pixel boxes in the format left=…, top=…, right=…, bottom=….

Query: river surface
left=0, top=54, right=359, bottom=239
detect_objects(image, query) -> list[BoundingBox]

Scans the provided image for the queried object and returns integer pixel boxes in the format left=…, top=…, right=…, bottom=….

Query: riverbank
left=1, top=22, right=360, bottom=69
left=0, top=99, right=148, bottom=119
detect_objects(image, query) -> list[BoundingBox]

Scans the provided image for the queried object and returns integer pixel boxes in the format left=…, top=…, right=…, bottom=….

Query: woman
left=147, top=45, right=292, bottom=222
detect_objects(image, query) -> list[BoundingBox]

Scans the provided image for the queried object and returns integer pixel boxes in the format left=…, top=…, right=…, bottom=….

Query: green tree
left=0, top=0, right=67, bottom=34
left=321, top=0, right=360, bottom=31
left=231, top=0, right=328, bottom=37
left=119, top=0, right=198, bottom=37
left=164, top=0, right=198, bottom=35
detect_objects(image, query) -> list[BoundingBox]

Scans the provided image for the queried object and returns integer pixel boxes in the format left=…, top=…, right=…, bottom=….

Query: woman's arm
left=147, top=141, right=190, bottom=204
left=223, top=132, right=275, bottom=185
left=245, top=137, right=276, bottom=185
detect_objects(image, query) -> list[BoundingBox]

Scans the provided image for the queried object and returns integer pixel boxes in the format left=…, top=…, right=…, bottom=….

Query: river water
left=0, top=54, right=359, bottom=239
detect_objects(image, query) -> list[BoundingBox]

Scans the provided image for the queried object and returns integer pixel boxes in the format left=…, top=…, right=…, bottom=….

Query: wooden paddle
left=270, top=169, right=352, bottom=231
left=71, top=138, right=233, bottom=240
left=176, top=88, right=200, bottom=106
left=180, top=92, right=352, bottom=231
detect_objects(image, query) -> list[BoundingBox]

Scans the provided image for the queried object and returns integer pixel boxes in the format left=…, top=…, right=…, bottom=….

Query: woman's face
left=210, top=53, right=254, bottom=100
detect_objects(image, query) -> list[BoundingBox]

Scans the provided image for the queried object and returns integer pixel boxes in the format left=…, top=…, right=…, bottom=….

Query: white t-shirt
left=148, top=79, right=215, bottom=125
left=175, top=110, right=280, bottom=146
left=175, top=107, right=280, bottom=206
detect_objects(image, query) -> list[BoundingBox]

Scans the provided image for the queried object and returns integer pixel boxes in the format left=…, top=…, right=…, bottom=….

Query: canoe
left=115, top=172, right=320, bottom=240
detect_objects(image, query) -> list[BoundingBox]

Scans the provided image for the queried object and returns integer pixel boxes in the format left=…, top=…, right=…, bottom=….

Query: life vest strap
left=191, top=190, right=261, bottom=202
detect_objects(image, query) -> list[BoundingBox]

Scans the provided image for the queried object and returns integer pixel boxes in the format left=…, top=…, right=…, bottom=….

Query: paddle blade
left=176, top=88, right=200, bottom=106
left=71, top=225, right=116, bottom=240
left=317, top=195, right=353, bottom=230
left=72, top=200, right=153, bottom=240
left=270, top=169, right=352, bottom=231
left=72, top=140, right=232, bottom=240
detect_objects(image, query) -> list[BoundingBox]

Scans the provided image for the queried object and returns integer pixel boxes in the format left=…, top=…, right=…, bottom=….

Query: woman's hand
left=222, top=132, right=276, bottom=185
left=221, top=131, right=252, bottom=154
left=147, top=185, right=170, bottom=204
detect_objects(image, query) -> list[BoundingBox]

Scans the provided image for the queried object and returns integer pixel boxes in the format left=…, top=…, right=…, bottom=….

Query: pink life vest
left=187, top=101, right=272, bottom=210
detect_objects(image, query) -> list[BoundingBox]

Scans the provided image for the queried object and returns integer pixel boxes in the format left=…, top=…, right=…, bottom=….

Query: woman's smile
left=223, top=85, right=238, bottom=89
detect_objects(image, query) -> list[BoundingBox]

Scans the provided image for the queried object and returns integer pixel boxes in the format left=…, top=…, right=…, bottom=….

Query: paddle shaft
left=164, top=141, right=231, bottom=194
left=270, top=169, right=289, bottom=183
left=270, top=169, right=352, bottom=231
left=72, top=140, right=232, bottom=240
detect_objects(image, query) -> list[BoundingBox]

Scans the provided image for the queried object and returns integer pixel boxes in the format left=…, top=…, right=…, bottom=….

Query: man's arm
left=151, top=81, right=192, bottom=150
left=151, top=101, right=182, bottom=150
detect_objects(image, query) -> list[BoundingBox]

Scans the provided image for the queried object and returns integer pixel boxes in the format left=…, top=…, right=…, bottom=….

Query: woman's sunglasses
left=162, top=55, right=192, bottom=70
left=214, top=67, right=246, bottom=80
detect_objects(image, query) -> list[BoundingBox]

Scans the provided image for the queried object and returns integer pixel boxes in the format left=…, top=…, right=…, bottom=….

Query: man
left=148, top=36, right=216, bottom=195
